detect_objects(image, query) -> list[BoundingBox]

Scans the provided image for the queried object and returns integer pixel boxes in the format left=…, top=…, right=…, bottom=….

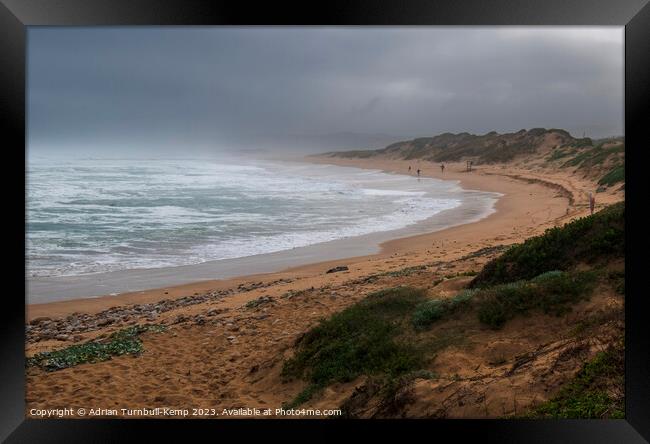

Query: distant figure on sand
left=408, top=166, right=411, bottom=173
left=417, top=168, right=421, bottom=177
left=440, top=163, right=445, bottom=173
left=589, top=192, right=595, bottom=215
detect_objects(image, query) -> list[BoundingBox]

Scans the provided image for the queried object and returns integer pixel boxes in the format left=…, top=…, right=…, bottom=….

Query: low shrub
left=27, top=324, right=166, bottom=371
left=476, top=271, right=596, bottom=329
left=411, top=289, right=477, bottom=330
left=470, top=202, right=624, bottom=288
left=598, top=164, right=625, bottom=187
left=524, top=341, right=624, bottom=418
left=281, top=286, right=428, bottom=404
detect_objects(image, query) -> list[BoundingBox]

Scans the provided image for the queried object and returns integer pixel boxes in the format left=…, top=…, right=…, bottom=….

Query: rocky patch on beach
left=25, top=217, right=624, bottom=419
left=27, top=277, right=298, bottom=344
left=326, top=265, right=349, bottom=274
left=26, top=290, right=233, bottom=343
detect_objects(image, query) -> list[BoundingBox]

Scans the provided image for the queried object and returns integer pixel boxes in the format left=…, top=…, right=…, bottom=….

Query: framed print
left=1, top=0, right=649, bottom=441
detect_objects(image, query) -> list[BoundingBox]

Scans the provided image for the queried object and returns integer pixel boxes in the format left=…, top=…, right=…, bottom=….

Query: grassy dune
left=280, top=202, right=625, bottom=416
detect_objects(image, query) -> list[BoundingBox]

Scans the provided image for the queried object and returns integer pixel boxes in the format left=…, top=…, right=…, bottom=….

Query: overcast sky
left=28, top=27, right=623, bottom=157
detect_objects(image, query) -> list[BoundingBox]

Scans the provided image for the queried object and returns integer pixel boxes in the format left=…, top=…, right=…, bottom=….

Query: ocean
left=26, top=156, right=499, bottom=301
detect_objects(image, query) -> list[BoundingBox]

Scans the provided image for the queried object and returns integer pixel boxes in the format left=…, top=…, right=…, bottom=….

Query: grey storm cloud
left=27, top=27, right=623, bottom=155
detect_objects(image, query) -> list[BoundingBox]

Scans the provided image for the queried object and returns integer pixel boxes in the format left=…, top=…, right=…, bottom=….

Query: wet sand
left=27, top=179, right=497, bottom=303
left=25, top=156, right=626, bottom=419
left=26, top=158, right=583, bottom=321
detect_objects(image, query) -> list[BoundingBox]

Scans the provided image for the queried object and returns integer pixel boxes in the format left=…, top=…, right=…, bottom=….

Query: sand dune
left=25, top=158, right=624, bottom=419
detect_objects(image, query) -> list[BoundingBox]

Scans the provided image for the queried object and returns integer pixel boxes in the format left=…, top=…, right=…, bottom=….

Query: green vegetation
left=328, top=130, right=625, bottom=177
left=608, top=269, right=625, bottom=295
left=283, top=384, right=325, bottom=409
left=412, top=289, right=476, bottom=330
left=475, top=270, right=596, bottom=329
left=571, top=137, right=594, bottom=148
left=281, top=287, right=429, bottom=406
left=283, top=269, right=597, bottom=409
left=280, top=201, right=625, bottom=413
left=417, top=270, right=597, bottom=330
left=560, top=142, right=625, bottom=188
left=27, top=324, right=166, bottom=371
left=282, top=287, right=426, bottom=384
left=524, top=341, right=624, bottom=418
left=335, top=128, right=583, bottom=164
left=471, top=202, right=624, bottom=288
left=562, top=143, right=623, bottom=168
left=546, top=141, right=624, bottom=188
left=282, top=268, right=605, bottom=406
left=546, top=146, right=577, bottom=162
left=570, top=308, right=623, bottom=337
left=598, top=163, right=625, bottom=187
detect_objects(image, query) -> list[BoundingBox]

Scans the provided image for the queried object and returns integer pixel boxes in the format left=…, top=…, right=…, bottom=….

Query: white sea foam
left=26, top=157, right=492, bottom=277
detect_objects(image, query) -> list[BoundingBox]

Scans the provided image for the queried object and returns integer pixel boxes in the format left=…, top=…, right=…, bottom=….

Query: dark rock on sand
left=29, top=317, right=51, bottom=325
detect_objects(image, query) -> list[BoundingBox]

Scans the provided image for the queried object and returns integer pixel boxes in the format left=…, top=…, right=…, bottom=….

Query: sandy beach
left=26, top=157, right=597, bottom=321
left=21, top=26, right=628, bottom=423
left=25, top=156, right=624, bottom=419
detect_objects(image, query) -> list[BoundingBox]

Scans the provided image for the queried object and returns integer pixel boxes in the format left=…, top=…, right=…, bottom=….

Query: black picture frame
left=2, top=0, right=649, bottom=441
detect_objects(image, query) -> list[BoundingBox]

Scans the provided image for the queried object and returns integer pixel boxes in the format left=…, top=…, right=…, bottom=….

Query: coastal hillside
left=322, top=128, right=625, bottom=191
left=279, top=202, right=624, bottom=418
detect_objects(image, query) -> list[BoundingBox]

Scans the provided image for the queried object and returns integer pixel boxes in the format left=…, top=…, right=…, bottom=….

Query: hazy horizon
left=28, top=27, right=624, bottom=159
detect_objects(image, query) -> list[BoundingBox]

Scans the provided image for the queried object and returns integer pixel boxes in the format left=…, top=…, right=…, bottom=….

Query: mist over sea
left=26, top=156, right=493, bottom=280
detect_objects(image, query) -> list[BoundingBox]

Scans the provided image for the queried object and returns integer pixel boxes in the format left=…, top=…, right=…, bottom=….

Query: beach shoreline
left=26, top=156, right=584, bottom=321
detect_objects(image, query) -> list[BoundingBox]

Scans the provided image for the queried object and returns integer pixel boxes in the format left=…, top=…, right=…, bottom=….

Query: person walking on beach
left=440, top=163, right=445, bottom=174
left=589, top=192, right=595, bottom=215
left=408, top=165, right=412, bottom=173
left=417, top=168, right=421, bottom=177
